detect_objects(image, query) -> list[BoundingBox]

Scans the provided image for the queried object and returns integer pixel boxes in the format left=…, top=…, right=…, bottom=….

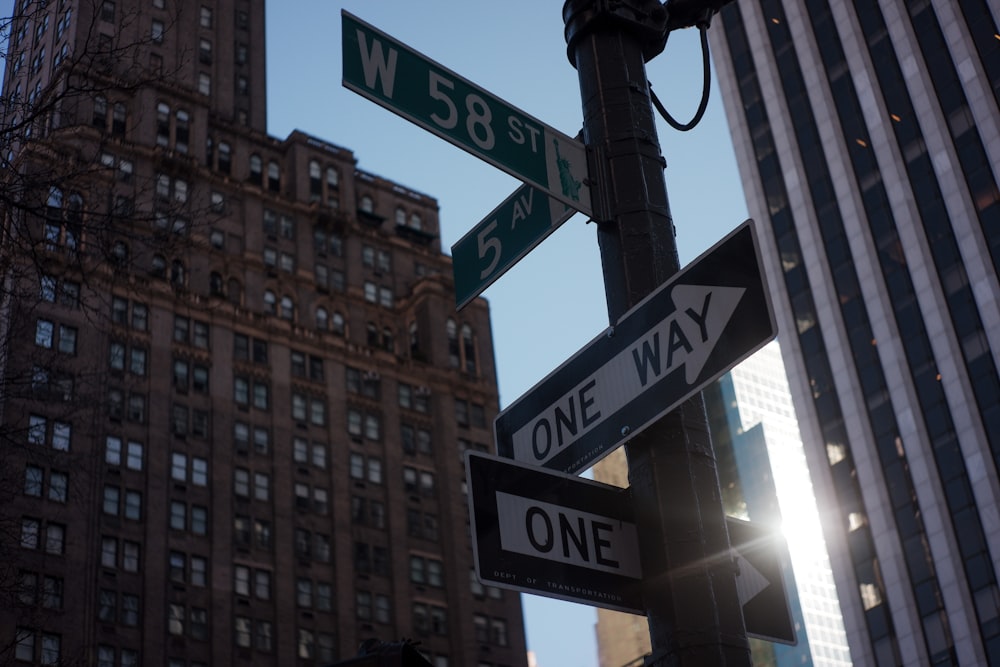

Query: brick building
left=0, top=1, right=527, bottom=665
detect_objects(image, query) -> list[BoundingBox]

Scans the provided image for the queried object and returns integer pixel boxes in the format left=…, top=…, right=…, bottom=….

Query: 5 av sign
left=452, top=183, right=577, bottom=309
left=342, top=11, right=591, bottom=217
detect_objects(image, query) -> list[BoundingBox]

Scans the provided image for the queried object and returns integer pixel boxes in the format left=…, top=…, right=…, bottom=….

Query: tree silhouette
left=0, top=2, right=215, bottom=663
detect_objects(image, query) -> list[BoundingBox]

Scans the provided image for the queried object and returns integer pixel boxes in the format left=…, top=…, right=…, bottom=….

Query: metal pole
left=562, top=2, right=751, bottom=665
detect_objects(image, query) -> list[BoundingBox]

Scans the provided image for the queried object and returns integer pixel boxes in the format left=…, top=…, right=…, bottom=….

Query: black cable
left=650, top=25, right=711, bottom=132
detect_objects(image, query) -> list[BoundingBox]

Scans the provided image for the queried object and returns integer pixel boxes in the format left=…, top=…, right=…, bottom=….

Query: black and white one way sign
left=466, top=452, right=644, bottom=614
left=495, top=220, right=776, bottom=474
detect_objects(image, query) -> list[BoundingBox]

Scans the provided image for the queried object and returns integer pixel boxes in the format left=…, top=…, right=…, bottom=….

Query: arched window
left=209, top=272, right=223, bottom=296
left=93, top=95, right=107, bottom=128
left=382, top=327, right=394, bottom=353
left=217, top=141, right=231, bottom=174
left=332, top=312, right=345, bottom=336
left=366, top=322, right=379, bottom=347
left=326, top=167, right=339, bottom=206
left=263, top=290, right=276, bottom=315
left=462, top=324, right=476, bottom=375
left=315, top=306, right=328, bottom=331
left=267, top=161, right=280, bottom=192
left=175, top=110, right=190, bottom=153
left=409, top=321, right=420, bottom=357
left=65, top=194, right=83, bottom=250
left=156, top=173, right=170, bottom=199
left=410, top=213, right=422, bottom=230
left=170, top=260, right=185, bottom=287
left=395, top=207, right=406, bottom=225
left=112, top=102, right=126, bottom=136
left=446, top=319, right=459, bottom=367
left=280, top=295, right=294, bottom=320
left=47, top=186, right=63, bottom=210
left=155, top=102, right=170, bottom=146
left=111, top=240, right=128, bottom=267
left=227, top=278, right=241, bottom=305
left=308, top=160, right=321, bottom=201
left=151, top=254, right=166, bottom=278
left=249, top=154, right=262, bottom=185
left=360, top=195, right=374, bottom=213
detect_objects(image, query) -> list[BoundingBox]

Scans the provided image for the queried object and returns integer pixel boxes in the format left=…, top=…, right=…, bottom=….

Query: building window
left=356, top=591, right=372, bottom=620
left=24, top=466, right=43, bottom=497
left=189, top=607, right=207, bottom=640
left=267, top=161, right=280, bottom=192
left=217, top=141, right=231, bottom=174
left=234, top=566, right=250, bottom=596
left=249, top=154, right=262, bottom=185
left=123, top=541, right=140, bottom=572
left=256, top=620, right=273, bottom=652
left=235, top=616, right=251, bottom=647
left=474, top=615, right=489, bottom=643
left=49, top=472, right=67, bottom=503
left=255, top=570, right=271, bottom=599
left=296, top=578, right=312, bottom=607
left=44, top=523, right=64, bottom=554
left=112, top=103, right=126, bottom=135
left=298, top=628, right=315, bottom=659
left=280, top=295, right=294, bottom=320
left=102, top=538, right=118, bottom=569
left=309, top=160, right=321, bottom=201
left=349, top=453, right=364, bottom=480
left=34, top=319, right=53, bottom=348
left=170, top=502, right=186, bottom=530
left=151, top=19, right=164, bottom=43
left=168, top=604, right=184, bottom=635
left=156, top=102, right=170, bottom=146
left=175, top=110, right=190, bottom=152
left=375, top=595, right=391, bottom=624
left=198, top=39, right=211, bottom=64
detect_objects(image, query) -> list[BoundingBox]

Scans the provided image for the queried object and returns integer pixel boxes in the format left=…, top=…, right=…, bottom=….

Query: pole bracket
left=563, top=0, right=669, bottom=65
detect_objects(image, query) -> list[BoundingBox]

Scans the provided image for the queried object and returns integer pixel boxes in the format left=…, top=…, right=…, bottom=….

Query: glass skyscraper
left=711, top=2, right=1000, bottom=665
left=708, top=342, right=851, bottom=666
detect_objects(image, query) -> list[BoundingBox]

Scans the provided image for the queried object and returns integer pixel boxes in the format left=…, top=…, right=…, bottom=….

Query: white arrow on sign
left=510, top=284, right=745, bottom=467
left=495, top=220, right=776, bottom=476
left=734, top=550, right=770, bottom=607
left=726, top=516, right=797, bottom=644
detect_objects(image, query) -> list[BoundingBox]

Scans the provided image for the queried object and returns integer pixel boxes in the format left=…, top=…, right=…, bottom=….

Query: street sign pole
left=563, top=2, right=752, bottom=666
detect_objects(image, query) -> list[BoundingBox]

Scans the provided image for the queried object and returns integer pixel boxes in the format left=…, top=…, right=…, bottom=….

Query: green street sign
left=342, top=11, right=592, bottom=216
left=452, top=183, right=577, bottom=309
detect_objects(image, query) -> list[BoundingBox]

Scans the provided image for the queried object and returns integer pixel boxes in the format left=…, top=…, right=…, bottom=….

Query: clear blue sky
left=265, top=3, right=750, bottom=666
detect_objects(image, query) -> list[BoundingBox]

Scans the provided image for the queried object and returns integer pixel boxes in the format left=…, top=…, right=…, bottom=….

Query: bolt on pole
left=562, top=1, right=752, bottom=665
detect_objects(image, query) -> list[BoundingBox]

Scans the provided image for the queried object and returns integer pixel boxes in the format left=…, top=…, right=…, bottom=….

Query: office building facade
left=0, top=1, right=526, bottom=665
left=711, top=1, right=1000, bottom=665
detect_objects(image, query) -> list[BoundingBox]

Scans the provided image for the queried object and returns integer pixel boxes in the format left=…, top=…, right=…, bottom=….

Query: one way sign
left=495, top=220, right=776, bottom=474
left=727, top=517, right=797, bottom=645
left=466, top=451, right=644, bottom=614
